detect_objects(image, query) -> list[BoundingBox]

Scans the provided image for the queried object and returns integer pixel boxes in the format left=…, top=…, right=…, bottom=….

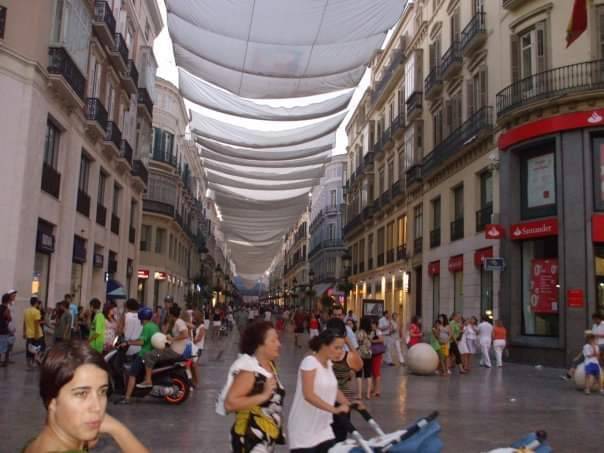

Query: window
left=480, top=268, right=493, bottom=316
left=129, top=200, right=137, bottom=226
left=595, top=246, right=604, bottom=314
left=145, top=20, right=151, bottom=41
left=377, top=227, right=385, bottom=263
left=387, top=160, right=394, bottom=187
left=88, top=56, right=101, bottom=98
left=154, top=228, right=163, bottom=254
left=44, top=120, right=60, bottom=168
left=98, top=171, right=107, bottom=205
left=141, top=225, right=151, bottom=251
left=445, top=91, right=462, bottom=135
left=328, top=223, right=336, bottom=241
left=112, top=184, right=121, bottom=215
left=429, top=36, right=441, bottom=71
left=520, top=144, right=556, bottom=219
left=432, top=197, right=441, bottom=229
left=368, top=233, right=374, bottom=268
left=50, top=0, right=92, bottom=72
left=386, top=222, right=394, bottom=256
left=453, top=185, right=464, bottom=220
left=398, top=150, right=405, bottom=181
left=592, top=137, right=604, bottom=211
left=467, top=67, right=488, bottom=118
left=432, top=275, right=440, bottom=319
left=397, top=216, right=407, bottom=248
left=106, top=82, right=115, bottom=120
left=511, top=22, right=547, bottom=88
left=472, top=0, right=485, bottom=15
left=433, top=108, right=443, bottom=146
left=78, top=154, right=90, bottom=193
left=453, top=271, right=463, bottom=313
left=450, top=9, right=460, bottom=43
left=378, top=168, right=385, bottom=194
left=414, top=204, right=423, bottom=240
left=153, top=128, right=175, bottom=161
left=330, top=190, right=337, bottom=208
left=521, top=237, right=559, bottom=337
left=480, top=171, right=493, bottom=208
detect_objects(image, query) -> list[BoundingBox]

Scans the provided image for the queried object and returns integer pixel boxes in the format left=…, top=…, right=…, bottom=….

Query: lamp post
left=292, top=277, right=298, bottom=309
left=341, top=251, right=352, bottom=312
left=308, top=270, right=315, bottom=312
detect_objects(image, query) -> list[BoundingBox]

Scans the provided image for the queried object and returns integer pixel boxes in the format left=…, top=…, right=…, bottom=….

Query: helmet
left=138, top=306, right=153, bottom=322
left=151, top=332, right=168, bottom=350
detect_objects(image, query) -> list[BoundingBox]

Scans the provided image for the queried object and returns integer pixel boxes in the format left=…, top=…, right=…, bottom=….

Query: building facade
left=282, top=206, right=311, bottom=309
left=0, top=0, right=162, bottom=344
left=496, top=0, right=604, bottom=366
left=308, top=155, right=348, bottom=299
left=344, top=0, right=500, bottom=330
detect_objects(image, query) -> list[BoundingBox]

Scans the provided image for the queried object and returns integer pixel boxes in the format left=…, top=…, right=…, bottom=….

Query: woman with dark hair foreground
left=287, top=328, right=352, bottom=453
left=219, top=321, right=285, bottom=452
left=24, top=340, right=148, bottom=453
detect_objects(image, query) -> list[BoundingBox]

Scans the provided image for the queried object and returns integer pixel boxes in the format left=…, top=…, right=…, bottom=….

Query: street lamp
left=308, top=270, right=315, bottom=312
left=340, top=251, right=353, bottom=312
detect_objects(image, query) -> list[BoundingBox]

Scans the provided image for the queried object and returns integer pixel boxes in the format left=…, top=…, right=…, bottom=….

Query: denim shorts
left=0, top=335, right=8, bottom=353
left=585, top=362, right=601, bottom=377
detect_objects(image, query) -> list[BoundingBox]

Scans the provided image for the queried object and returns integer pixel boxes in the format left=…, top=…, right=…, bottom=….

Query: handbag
left=371, top=342, right=386, bottom=356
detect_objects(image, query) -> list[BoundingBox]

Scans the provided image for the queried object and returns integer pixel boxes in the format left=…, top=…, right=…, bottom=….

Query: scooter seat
left=155, top=357, right=184, bottom=367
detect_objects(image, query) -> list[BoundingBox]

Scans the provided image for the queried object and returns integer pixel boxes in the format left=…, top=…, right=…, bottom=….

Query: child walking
left=583, top=333, right=604, bottom=395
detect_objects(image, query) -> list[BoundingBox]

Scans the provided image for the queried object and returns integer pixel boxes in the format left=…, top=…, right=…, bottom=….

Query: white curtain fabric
left=190, top=109, right=345, bottom=148
left=196, top=136, right=335, bottom=160
left=203, top=160, right=326, bottom=181
left=179, top=69, right=353, bottom=121
left=206, top=170, right=318, bottom=191
left=174, top=43, right=368, bottom=98
left=200, top=147, right=331, bottom=168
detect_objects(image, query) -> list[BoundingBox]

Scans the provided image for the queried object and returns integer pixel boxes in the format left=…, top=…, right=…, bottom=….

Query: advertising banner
left=530, top=259, right=558, bottom=314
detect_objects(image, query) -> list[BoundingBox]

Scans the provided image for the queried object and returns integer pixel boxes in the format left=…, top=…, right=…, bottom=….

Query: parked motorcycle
left=105, top=334, right=193, bottom=405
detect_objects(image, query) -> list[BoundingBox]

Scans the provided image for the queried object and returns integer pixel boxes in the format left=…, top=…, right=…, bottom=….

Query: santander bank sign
left=510, top=218, right=558, bottom=240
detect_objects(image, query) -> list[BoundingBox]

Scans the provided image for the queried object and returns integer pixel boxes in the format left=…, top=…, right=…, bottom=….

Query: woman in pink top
left=407, top=316, right=422, bottom=348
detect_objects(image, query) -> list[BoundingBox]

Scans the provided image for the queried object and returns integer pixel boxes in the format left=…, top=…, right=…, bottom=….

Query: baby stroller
left=487, top=431, right=551, bottom=453
left=330, top=406, right=442, bottom=453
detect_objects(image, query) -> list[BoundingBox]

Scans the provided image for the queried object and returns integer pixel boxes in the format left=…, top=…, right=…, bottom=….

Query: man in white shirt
left=478, top=316, right=494, bottom=368
left=379, top=311, right=394, bottom=365
left=591, top=313, right=604, bottom=364
left=123, top=298, right=143, bottom=357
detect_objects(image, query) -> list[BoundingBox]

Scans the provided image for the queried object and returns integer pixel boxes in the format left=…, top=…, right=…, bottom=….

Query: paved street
left=1, top=328, right=601, bottom=452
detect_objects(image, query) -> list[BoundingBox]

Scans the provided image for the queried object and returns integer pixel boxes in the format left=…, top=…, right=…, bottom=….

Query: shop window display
left=521, top=236, right=559, bottom=336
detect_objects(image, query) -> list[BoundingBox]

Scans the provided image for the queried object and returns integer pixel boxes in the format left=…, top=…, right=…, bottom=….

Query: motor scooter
left=105, top=335, right=193, bottom=405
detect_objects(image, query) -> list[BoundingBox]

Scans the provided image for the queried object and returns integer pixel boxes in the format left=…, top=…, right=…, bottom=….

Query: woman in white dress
left=459, top=317, right=478, bottom=373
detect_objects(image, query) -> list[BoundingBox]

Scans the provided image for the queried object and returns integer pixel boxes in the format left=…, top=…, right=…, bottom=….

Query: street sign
left=484, top=257, right=506, bottom=271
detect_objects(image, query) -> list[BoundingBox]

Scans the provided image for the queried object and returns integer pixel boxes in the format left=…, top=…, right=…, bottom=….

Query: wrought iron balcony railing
left=450, top=218, right=464, bottom=241
left=461, top=11, right=486, bottom=56
left=430, top=228, right=441, bottom=248
left=41, top=163, right=61, bottom=198
left=48, top=47, right=86, bottom=100
left=476, top=204, right=493, bottom=232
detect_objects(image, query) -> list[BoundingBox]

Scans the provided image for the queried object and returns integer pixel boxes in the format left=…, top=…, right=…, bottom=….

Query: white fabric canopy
left=175, top=43, right=368, bottom=98
left=190, top=109, right=345, bottom=148
left=203, top=160, right=325, bottom=181
left=179, top=69, right=353, bottom=121
left=197, top=136, right=335, bottom=160
left=206, top=170, right=318, bottom=191
left=200, top=147, right=331, bottom=168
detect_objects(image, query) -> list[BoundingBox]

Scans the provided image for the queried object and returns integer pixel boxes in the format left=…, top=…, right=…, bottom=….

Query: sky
left=151, top=0, right=372, bottom=156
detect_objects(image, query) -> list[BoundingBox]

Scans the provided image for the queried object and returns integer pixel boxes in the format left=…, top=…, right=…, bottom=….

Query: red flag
left=566, top=0, right=588, bottom=48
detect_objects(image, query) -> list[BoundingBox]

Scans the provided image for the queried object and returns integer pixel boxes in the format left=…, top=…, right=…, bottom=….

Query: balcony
left=441, top=41, right=462, bottom=79
left=103, top=121, right=121, bottom=156
left=422, top=106, right=493, bottom=179
left=92, top=1, right=116, bottom=47
left=138, top=87, right=154, bottom=121
left=430, top=228, right=441, bottom=248
left=47, top=47, right=86, bottom=109
left=476, top=204, right=493, bottom=232
left=359, top=262, right=365, bottom=273
left=496, top=59, right=604, bottom=119
left=361, top=204, right=374, bottom=221
left=119, top=139, right=133, bottom=167
left=386, top=249, right=395, bottom=263
left=461, top=11, right=486, bottom=57
left=424, top=66, right=443, bottom=101
left=406, top=163, right=422, bottom=188
left=391, top=179, right=403, bottom=198
left=129, top=227, right=136, bottom=244
left=152, top=151, right=177, bottom=167
left=363, top=151, right=375, bottom=170
left=373, top=138, right=384, bottom=159
left=41, top=163, right=61, bottom=198
left=381, top=189, right=391, bottom=207
left=308, top=240, right=345, bottom=258
left=121, top=59, right=139, bottom=95
left=392, top=114, right=405, bottom=139
left=131, top=160, right=148, bottom=187
left=450, top=218, right=464, bottom=241
left=84, top=97, right=108, bottom=141
left=111, top=214, right=120, bottom=235
left=414, top=237, right=423, bottom=254
left=396, top=245, right=407, bottom=261
left=76, top=190, right=90, bottom=217
left=382, top=127, right=394, bottom=151
left=377, top=253, right=385, bottom=267
left=406, top=91, right=423, bottom=122
left=371, top=49, right=404, bottom=106
left=109, top=33, right=128, bottom=73
left=96, top=203, right=107, bottom=227
left=368, top=257, right=374, bottom=270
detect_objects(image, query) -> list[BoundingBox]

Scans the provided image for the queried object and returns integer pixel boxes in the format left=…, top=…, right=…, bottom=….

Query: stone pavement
left=1, top=327, right=601, bottom=452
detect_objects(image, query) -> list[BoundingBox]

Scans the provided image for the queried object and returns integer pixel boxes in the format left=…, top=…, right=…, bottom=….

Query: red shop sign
left=474, top=247, right=493, bottom=267
left=530, top=259, right=559, bottom=314
left=593, top=214, right=604, bottom=243
left=448, top=255, right=464, bottom=273
left=499, top=109, right=604, bottom=150
left=428, top=260, right=440, bottom=276
left=485, top=224, right=505, bottom=239
left=137, top=269, right=150, bottom=279
left=510, top=218, right=558, bottom=240
left=567, top=289, right=585, bottom=308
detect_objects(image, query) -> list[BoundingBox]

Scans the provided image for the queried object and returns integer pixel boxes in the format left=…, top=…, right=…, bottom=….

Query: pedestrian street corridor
left=0, top=327, right=601, bottom=453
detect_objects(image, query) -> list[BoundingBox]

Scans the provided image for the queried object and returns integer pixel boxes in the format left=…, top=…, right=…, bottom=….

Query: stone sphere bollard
left=406, top=343, right=439, bottom=375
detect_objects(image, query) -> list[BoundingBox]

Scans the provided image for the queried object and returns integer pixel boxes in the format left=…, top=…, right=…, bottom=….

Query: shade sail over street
left=166, top=0, right=408, bottom=281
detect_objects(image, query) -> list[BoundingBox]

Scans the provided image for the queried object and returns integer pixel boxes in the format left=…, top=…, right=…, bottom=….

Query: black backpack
left=0, top=305, right=9, bottom=335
